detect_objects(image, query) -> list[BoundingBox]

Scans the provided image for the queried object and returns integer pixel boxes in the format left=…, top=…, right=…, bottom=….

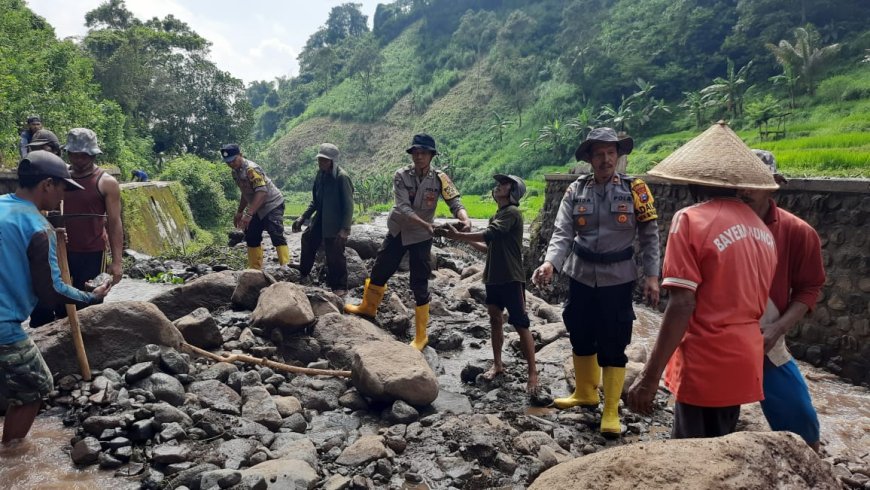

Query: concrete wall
left=527, top=174, right=870, bottom=386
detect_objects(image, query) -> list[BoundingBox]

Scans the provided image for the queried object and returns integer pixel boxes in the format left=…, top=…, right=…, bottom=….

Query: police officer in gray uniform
left=345, top=133, right=471, bottom=351
left=532, top=127, right=660, bottom=437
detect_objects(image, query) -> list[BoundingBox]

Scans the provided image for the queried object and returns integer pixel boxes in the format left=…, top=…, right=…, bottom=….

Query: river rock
left=151, top=270, right=241, bottom=321
left=71, top=436, right=102, bottom=465
left=239, top=459, right=318, bottom=489
left=159, top=348, right=190, bottom=375
left=306, top=289, right=343, bottom=317
left=135, top=373, right=186, bottom=406
left=173, top=307, right=223, bottom=349
left=231, top=269, right=276, bottom=311
left=251, top=282, right=315, bottom=331
left=241, top=385, right=283, bottom=430
left=385, top=400, right=419, bottom=424
left=32, top=301, right=184, bottom=376
left=270, top=437, right=318, bottom=467
left=219, top=438, right=260, bottom=470
left=273, top=396, right=303, bottom=417
left=351, top=340, right=439, bottom=406
left=152, top=443, right=191, bottom=464
left=313, top=313, right=393, bottom=369
left=126, top=362, right=154, bottom=383
left=528, top=431, right=839, bottom=490
left=199, top=469, right=243, bottom=490
left=336, top=435, right=390, bottom=466
left=82, top=414, right=128, bottom=436
left=188, top=379, right=242, bottom=415
left=198, top=362, right=239, bottom=383
left=149, top=402, right=193, bottom=427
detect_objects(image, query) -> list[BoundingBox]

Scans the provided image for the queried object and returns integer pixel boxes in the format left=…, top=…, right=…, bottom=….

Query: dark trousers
left=672, top=402, right=741, bottom=439
left=246, top=203, right=287, bottom=247
left=29, top=250, right=104, bottom=327
left=370, top=233, right=432, bottom=306
left=299, top=221, right=348, bottom=290
left=562, top=279, right=635, bottom=367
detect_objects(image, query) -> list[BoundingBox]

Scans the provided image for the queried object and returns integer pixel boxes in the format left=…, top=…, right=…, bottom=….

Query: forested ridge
left=3, top=0, right=869, bottom=225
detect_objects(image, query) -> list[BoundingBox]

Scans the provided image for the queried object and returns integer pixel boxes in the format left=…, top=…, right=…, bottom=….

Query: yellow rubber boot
left=410, top=303, right=429, bottom=351
left=344, top=279, right=386, bottom=318
left=600, top=366, right=626, bottom=437
left=247, top=246, right=264, bottom=270
left=276, top=245, right=291, bottom=266
left=553, top=354, right=601, bottom=409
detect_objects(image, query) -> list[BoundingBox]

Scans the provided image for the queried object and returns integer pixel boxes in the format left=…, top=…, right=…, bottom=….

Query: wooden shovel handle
left=56, top=228, right=92, bottom=381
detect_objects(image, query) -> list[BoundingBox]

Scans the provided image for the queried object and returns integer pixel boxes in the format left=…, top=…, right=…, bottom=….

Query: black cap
left=27, top=129, right=61, bottom=150
left=27, top=115, right=41, bottom=124
left=405, top=133, right=438, bottom=155
left=220, top=144, right=241, bottom=163
left=18, top=150, right=83, bottom=190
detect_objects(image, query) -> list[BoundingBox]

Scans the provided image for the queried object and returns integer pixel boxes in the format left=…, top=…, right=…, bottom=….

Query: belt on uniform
left=572, top=243, right=634, bottom=264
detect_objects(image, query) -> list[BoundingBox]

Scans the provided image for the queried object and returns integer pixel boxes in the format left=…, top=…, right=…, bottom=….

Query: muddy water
left=631, top=307, right=870, bottom=461
left=0, top=414, right=138, bottom=490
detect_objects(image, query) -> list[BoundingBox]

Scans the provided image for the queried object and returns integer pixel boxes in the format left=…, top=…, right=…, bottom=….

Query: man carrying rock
left=441, top=174, right=539, bottom=394
left=345, top=133, right=471, bottom=351
left=221, top=143, right=290, bottom=270
left=292, top=143, right=354, bottom=295
left=738, top=149, right=824, bottom=452
left=1, top=151, right=111, bottom=443
left=29, top=128, right=123, bottom=327
left=627, top=122, right=778, bottom=439
left=532, top=127, right=660, bottom=437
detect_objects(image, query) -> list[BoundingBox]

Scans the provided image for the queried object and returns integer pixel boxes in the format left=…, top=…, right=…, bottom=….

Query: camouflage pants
left=0, top=338, right=54, bottom=406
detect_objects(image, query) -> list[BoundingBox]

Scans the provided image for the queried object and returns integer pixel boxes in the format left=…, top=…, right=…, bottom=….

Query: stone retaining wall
left=526, top=174, right=870, bottom=386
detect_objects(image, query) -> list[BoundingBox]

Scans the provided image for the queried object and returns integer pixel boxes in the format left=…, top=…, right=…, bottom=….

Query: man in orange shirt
left=627, top=122, right=778, bottom=438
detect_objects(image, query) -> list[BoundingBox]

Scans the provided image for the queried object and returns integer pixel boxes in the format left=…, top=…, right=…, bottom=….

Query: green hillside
left=252, top=0, right=870, bottom=214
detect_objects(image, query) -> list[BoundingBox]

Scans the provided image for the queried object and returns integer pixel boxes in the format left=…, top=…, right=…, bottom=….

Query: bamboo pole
left=181, top=343, right=352, bottom=378
left=55, top=228, right=92, bottom=381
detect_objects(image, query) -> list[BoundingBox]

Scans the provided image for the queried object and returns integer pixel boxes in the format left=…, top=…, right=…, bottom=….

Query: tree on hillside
left=488, top=111, right=513, bottom=143
left=452, top=9, right=498, bottom=94
left=298, top=3, right=369, bottom=94
left=490, top=11, right=540, bottom=127
left=246, top=81, right=275, bottom=110
left=701, top=59, right=753, bottom=121
left=766, top=26, right=841, bottom=96
left=680, top=90, right=710, bottom=129
left=325, top=3, right=369, bottom=45
left=345, top=33, right=384, bottom=109
left=83, top=0, right=251, bottom=160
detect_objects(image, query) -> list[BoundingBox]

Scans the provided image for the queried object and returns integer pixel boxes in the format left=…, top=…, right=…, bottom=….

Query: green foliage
left=83, top=0, right=253, bottom=160
left=0, top=0, right=139, bottom=168
left=158, top=155, right=237, bottom=230
left=766, top=27, right=842, bottom=96
left=145, top=271, right=184, bottom=284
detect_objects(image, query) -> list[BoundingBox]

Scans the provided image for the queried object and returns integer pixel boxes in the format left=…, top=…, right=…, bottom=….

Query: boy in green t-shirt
left=442, top=174, right=538, bottom=394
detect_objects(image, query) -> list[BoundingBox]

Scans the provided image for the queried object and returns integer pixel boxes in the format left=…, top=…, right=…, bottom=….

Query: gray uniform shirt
left=232, top=159, right=284, bottom=219
left=387, top=164, right=465, bottom=246
left=544, top=173, right=660, bottom=287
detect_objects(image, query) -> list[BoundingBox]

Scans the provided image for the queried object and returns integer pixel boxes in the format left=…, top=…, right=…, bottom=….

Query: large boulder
left=173, top=307, right=222, bottom=349
left=251, top=283, right=315, bottom=331
left=528, top=432, right=838, bottom=490
left=31, top=301, right=183, bottom=376
left=151, top=270, right=241, bottom=320
left=351, top=340, right=439, bottom=406
left=312, top=313, right=393, bottom=369
left=232, top=269, right=276, bottom=311
left=344, top=249, right=368, bottom=289
left=346, top=224, right=385, bottom=260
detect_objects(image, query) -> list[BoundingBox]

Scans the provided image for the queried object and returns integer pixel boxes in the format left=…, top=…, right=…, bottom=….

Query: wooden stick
left=181, top=343, right=352, bottom=378
left=56, top=228, right=92, bottom=381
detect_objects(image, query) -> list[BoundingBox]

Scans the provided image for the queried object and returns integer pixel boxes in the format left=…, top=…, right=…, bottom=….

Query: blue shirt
left=0, top=194, right=95, bottom=344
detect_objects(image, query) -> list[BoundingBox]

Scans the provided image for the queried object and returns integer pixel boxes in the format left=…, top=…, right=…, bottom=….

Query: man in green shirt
left=442, top=174, right=538, bottom=394
left=293, top=143, right=354, bottom=295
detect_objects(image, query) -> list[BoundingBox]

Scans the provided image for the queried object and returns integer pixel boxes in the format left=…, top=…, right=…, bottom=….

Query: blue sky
left=27, top=0, right=383, bottom=85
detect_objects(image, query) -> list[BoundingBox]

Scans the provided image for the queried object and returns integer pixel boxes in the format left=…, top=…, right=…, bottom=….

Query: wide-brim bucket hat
left=574, top=127, right=633, bottom=162
left=406, top=133, right=438, bottom=155
left=648, top=121, right=779, bottom=190
left=63, top=128, right=102, bottom=156
left=493, top=173, right=526, bottom=205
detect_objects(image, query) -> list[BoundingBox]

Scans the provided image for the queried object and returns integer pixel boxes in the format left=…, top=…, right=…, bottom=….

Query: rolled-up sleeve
left=789, top=225, right=825, bottom=311
left=544, top=184, right=578, bottom=272
left=393, top=170, right=416, bottom=216
left=637, top=218, right=661, bottom=277
left=446, top=195, right=466, bottom=218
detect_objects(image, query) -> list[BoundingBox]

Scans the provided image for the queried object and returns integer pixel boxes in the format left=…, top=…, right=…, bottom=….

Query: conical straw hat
left=648, top=121, right=778, bottom=190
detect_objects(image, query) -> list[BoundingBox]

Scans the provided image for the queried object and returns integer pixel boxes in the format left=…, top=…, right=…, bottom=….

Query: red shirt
left=763, top=200, right=825, bottom=314
left=662, top=198, right=777, bottom=407
left=65, top=168, right=108, bottom=253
